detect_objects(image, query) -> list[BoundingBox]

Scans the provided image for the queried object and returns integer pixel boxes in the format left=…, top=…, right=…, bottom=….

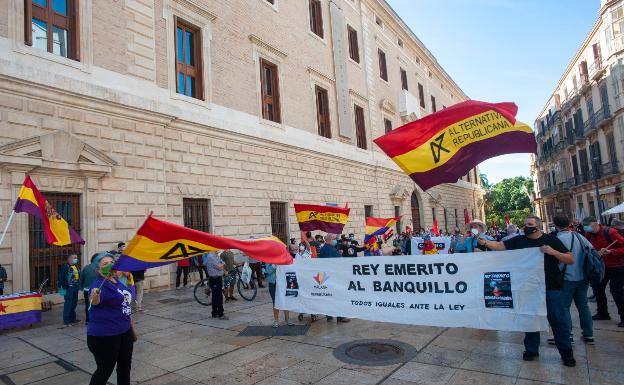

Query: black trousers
left=197, top=266, right=208, bottom=281
left=87, top=328, right=134, bottom=385
left=175, top=266, right=189, bottom=287
left=208, top=276, right=224, bottom=317
left=594, top=266, right=624, bottom=321
left=83, top=290, right=90, bottom=323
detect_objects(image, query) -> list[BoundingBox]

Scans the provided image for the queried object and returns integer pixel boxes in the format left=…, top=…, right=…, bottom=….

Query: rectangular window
left=418, top=83, right=425, bottom=108
left=354, top=104, right=367, bottom=149
left=270, top=202, right=288, bottom=244
left=315, top=85, right=331, bottom=138
left=400, top=68, right=408, bottom=90
left=25, top=0, right=80, bottom=60
left=365, top=205, right=374, bottom=218
left=175, top=18, right=203, bottom=100
left=260, top=58, right=281, bottom=122
left=394, top=206, right=401, bottom=234
left=431, top=95, right=437, bottom=112
left=309, top=0, right=323, bottom=38
left=347, top=25, right=359, bottom=63
left=183, top=198, right=211, bottom=233
left=431, top=207, right=436, bottom=221
left=384, top=118, right=392, bottom=134
left=454, top=208, right=458, bottom=227
left=607, top=133, right=617, bottom=163
left=444, top=208, right=448, bottom=233
left=378, top=49, right=388, bottom=81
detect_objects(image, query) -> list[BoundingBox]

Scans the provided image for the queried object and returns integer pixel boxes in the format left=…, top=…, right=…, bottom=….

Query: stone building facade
left=532, top=0, right=624, bottom=227
left=0, top=0, right=484, bottom=293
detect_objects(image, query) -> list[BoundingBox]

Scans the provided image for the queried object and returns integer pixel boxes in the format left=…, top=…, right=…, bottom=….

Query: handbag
left=241, top=262, right=252, bottom=285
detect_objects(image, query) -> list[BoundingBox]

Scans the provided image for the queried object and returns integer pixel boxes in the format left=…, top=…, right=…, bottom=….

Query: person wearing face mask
left=467, top=220, right=493, bottom=252
left=59, top=253, right=81, bottom=327
left=88, top=254, right=135, bottom=385
left=449, top=227, right=468, bottom=253
left=477, top=216, right=576, bottom=367
left=295, top=242, right=312, bottom=259
left=582, top=216, right=624, bottom=327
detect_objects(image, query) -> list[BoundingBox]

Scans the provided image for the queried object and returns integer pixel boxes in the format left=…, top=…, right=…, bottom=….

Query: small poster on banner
left=285, top=272, right=299, bottom=297
left=484, top=272, right=513, bottom=308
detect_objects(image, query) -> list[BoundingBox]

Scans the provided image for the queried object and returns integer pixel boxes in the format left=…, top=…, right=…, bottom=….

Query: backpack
left=572, top=232, right=605, bottom=286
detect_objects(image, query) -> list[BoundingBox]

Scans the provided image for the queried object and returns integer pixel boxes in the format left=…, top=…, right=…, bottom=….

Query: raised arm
left=477, top=238, right=507, bottom=251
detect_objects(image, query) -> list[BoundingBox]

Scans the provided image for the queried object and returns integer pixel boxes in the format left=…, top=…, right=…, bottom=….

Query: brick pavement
left=1, top=286, right=622, bottom=385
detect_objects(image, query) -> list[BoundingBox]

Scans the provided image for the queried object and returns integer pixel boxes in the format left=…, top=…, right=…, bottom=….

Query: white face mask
left=299, top=246, right=305, bottom=252
left=470, top=228, right=480, bottom=236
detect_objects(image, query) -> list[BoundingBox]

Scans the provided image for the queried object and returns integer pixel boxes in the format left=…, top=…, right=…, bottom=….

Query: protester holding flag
left=87, top=254, right=135, bottom=385
left=477, top=216, right=576, bottom=367
left=59, top=254, right=81, bottom=327
left=80, top=254, right=105, bottom=325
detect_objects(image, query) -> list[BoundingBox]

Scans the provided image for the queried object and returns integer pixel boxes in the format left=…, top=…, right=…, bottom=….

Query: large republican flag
left=364, top=217, right=400, bottom=243
left=114, top=215, right=292, bottom=271
left=374, top=100, right=536, bottom=191
left=13, top=176, right=84, bottom=246
left=0, top=293, right=42, bottom=330
left=294, top=204, right=350, bottom=234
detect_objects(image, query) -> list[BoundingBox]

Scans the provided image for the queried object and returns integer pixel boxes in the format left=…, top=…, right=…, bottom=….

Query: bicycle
left=193, top=264, right=259, bottom=306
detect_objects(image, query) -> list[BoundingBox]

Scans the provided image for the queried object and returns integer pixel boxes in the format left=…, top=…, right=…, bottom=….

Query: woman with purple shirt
left=87, top=255, right=135, bottom=385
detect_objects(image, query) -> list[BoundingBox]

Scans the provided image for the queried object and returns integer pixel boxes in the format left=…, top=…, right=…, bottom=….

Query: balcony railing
left=583, top=115, right=597, bottom=135
left=589, top=59, right=605, bottom=80
left=594, top=107, right=612, bottom=127
left=566, top=132, right=576, bottom=147
left=596, top=161, right=620, bottom=178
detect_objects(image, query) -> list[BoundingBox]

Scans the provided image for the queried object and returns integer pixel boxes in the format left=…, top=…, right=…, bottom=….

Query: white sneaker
left=272, top=320, right=279, bottom=328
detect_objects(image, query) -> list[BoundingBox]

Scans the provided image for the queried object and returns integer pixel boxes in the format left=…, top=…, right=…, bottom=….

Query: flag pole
left=0, top=210, right=16, bottom=248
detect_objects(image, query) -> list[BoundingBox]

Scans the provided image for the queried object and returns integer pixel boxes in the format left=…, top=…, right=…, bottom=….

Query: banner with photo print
left=275, top=248, right=547, bottom=332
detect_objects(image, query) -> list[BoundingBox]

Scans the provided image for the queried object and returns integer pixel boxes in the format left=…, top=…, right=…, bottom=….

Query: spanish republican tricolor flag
left=364, top=217, right=400, bottom=243
left=0, top=293, right=42, bottom=330
left=14, top=176, right=84, bottom=246
left=114, top=215, right=292, bottom=271
left=294, top=204, right=350, bottom=234
left=374, top=100, right=536, bottom=191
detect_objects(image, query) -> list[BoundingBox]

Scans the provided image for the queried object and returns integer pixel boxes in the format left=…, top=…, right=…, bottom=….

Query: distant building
left=532, top=0, right=624, bottom=226
left=0, top=0, right=484, bottom=294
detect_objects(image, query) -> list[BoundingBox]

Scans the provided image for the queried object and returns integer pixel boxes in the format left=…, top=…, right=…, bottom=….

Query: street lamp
left=592, top=156, right=602, bottom=222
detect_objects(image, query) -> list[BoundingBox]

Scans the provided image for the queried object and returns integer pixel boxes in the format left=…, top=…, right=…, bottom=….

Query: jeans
left=197, top=266, right=208, bottom=281
left=175, top=266, right=189, bottom=287
left=209, top=276, right=224, bottom=317
left=524, top=290, right=572, bottom=357
left=63, top=286, right=79, bottom=325
left=594, top=266, right=624, bottom=321
left=134, top=280, right=144, bottom=309
left=562, top=280, right=593, bottom=338
left=87, top=328, right=134, bottom=385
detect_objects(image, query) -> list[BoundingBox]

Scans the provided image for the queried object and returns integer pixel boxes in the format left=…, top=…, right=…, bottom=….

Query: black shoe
left=562, top=356, right=576, bottom=367
left=337, top=317, right=351, bottom=323
left=583, top=336, right=595, bottom=345
left=592, top=313, right=611, bottom=320
left=326, top=316, right=334, bottom=321
left=523, top=351, right=539, bottom=361
left=258, top=284, right=266, bottom=288
left=71, top=319, right=81, bottom=324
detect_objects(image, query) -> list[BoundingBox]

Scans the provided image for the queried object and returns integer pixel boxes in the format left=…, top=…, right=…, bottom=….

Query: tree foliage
left=483, top=176, right=533, bottom=227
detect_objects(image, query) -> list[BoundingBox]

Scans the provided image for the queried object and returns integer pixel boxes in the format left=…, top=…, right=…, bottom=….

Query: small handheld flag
left=114, top=215, right=292, bottom=271
left=505, top=213, right=511, bottom=225
left=432, top=218, right=441, bottom=237
left=365, top=217, right=400, bottom=243
left=13, top=176, right=84, bottom=246
left=294, top=204, right=350, bottom=234
left=374, top=100, right=536, bottom=191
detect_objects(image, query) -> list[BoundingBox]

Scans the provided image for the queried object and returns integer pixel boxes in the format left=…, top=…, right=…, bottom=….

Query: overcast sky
left=386, top=0, right=598, bottom=183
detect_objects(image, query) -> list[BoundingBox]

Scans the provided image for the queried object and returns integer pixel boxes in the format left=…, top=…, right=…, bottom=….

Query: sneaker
left=272, top=320, right=279, bottom=328
left=562, top=356, right=576, bottom=367
left=218, top=315, right=229, bottom=320
left=523, top=351, right=539, bottom=361
left=547, top=337, right=574, bottom=345
left=592, top=313, right=611, bottom=320
left=583, top=336, right=595, bottom=345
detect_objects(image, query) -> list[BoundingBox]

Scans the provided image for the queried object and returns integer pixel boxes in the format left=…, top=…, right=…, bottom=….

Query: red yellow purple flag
left=13, top=176, right=84, bottom=246
left=364, top=217, right=400, bottom=243
left=114, top=215, right=292, bottom=271
left=294, top=204, right=350, bottom=234
left=374, top=100, right=536, bottom=191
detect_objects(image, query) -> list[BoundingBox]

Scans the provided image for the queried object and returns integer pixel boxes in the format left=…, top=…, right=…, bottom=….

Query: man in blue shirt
left=317, top=234, right=350, bottom=323
left=553, top=215, right=594, bottom=345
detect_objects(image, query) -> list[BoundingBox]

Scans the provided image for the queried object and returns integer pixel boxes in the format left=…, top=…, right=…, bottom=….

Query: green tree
left=483, top=176, right=533, bottom=227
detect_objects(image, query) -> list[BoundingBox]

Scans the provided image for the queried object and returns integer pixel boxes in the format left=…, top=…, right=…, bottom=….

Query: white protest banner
left=411, top=236, right=452, bottom=254
left=275, top=248, right=547, bottom=332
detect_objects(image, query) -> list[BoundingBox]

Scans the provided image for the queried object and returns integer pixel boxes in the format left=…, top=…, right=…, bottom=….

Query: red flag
left=432, top=218, right=440, bottom=237
left=505, top=213, right=510, bottom=225
left=464, top=209, right=471, bottom=224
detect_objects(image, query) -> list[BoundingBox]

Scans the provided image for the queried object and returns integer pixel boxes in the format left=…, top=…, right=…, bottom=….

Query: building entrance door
left=411, top=191, right=421, bottom=232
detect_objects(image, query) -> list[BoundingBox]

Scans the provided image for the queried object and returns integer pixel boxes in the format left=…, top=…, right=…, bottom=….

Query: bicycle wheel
left=194, top=278, right=212, bottom=306
left=237, top=276, right=257, bottom=301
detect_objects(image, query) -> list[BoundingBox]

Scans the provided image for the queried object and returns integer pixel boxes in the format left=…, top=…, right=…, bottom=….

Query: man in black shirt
left=477, top=216, right=576, bottom=367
